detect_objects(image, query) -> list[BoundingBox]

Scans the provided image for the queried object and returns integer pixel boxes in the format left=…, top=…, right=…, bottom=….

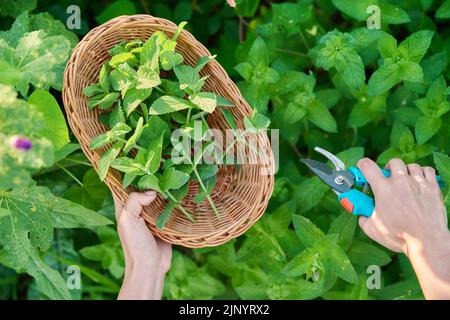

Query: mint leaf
left=315, top=30, right=365, bottom=90
left=189, top=92, right=217, bottom=113
left=308, top=100, right=337, bottom=133
left=434, top=152, right=450, bottom=186
left=436, top=0, right=450, bottom=18
left=149, top=95, right=192, bottom=114
left=159, top=167, right=190, bottom=192
left=292, top=215, right=326, bottom=248
left=368, top=31, right=433, bottom=96
left=248, top=37, right=270, bottom=67
left=415, top=116, right=441, bottom=144
left=398, top=30, right=434, bottom=63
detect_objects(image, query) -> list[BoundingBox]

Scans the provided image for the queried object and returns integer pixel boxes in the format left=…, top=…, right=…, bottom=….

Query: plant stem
left=299, top=28, right=310, bottom=51
left=64, top=158, right=92, bottom=166
left=192, top=166, right=220, bottom=218
left=56, top=163, right=83, bottom=187
left=275, top=48, right=308, bottom=57
left=165, top=190, right=195, bottom=222
left=186, top=107, right=192, bottom=123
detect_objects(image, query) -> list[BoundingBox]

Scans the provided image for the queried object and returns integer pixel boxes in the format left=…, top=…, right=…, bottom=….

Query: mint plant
left=85, top=22, right=245, bottom=228
left=3, top=0, right=450, bottom=301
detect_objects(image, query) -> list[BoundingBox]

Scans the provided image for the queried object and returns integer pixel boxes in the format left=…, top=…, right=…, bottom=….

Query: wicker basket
left=62, top=15, right=274, bottom=248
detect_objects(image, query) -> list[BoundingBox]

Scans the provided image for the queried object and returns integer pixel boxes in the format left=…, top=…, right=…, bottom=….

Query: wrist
left=120, top=264, right=165, bottom=300
left=404, top=228, right=450, bottom=260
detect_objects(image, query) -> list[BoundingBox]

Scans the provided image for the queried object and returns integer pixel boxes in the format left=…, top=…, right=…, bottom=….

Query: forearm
left=118, top=265, right=166, bottom=300
left=405, top=230, right=450, bottom=300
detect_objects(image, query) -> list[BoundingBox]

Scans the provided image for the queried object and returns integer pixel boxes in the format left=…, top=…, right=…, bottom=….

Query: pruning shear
left=300, top=147, right=444, bottom=218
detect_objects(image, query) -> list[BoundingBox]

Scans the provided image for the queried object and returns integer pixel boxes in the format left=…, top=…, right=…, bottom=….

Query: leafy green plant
left=84, top=22, right=263, bottom=229
left=2, top=0, right=450, bottom=301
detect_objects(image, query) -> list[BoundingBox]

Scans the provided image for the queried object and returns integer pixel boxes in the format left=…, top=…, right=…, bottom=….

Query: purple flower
left=9, top=136, right=32, bottom=151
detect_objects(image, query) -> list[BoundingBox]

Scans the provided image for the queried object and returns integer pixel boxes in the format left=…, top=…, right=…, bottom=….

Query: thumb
left=123, top=191, right=157, bottom=219
left=358, top=216, right=376, bottom=239
left=357, top=158, right=386, bottom=194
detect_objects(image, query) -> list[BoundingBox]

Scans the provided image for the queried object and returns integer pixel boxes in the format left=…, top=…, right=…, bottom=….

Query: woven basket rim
left=62, top=14, right=275, bottom=248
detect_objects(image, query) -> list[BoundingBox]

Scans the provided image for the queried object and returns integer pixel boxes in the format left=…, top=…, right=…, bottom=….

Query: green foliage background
left=1, top=0, right=450, bottom=300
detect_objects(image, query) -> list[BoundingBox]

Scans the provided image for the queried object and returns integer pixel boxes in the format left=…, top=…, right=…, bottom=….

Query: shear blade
left=300, top=158, right=354, bottom=193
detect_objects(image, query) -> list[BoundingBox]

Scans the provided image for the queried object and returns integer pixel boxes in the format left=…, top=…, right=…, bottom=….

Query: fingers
left=387, top=158, right=408, bottom=177
left=407, top=163, right=425, bottom=183
left=357, top=158, right=386, bottom=193
left=423, top=166, right=441, bottom=192
left=123, top=191, right=157, bottom=219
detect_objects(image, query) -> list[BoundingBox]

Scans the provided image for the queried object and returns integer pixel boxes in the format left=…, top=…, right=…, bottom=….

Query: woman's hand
left=114, top=191, right=172, bottom=300
left=357, top=158, right=450, bottom=299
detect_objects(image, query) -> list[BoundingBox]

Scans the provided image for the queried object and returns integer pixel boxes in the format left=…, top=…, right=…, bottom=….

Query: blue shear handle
left=338, top=189, right=375, bottom=217
left=348, top=166, right=444, bottom=188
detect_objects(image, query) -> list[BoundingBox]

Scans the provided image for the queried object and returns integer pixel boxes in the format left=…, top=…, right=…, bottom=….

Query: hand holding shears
left=300, top=147, right=444, bottom=217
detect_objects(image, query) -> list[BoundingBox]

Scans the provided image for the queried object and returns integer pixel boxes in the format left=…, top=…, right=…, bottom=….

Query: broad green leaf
left=141, top=35, right=159, bottom=69
left=138, top=175, right=160, bottom=192
left=379, top=32, right=398, bottom=58
left=139, top=116, right=170, bottom=147
left=398, top=30, right=434, bottom=63
left=136, top=64, right=161, bottom=89
left=284, top=103, right=307, bottom=125
left=111, top=157, right=145, bottom=175
left=95, top=0, right=137, bottom=24
left=88, top=92, right=120, bottom=110
left=109, top=62, right=137, bottom=97
left=332, top=0, right=409, bottom=25
left=271, top=2, right=312, bottom=34
left=379, top=3, right=410, bottom=24
left=109, top=52, right=137, bottom=68
left=320, top=235, right=358, bottom=284
left=0, top=186, right=111, bottom=272
left=348, top=241, right=392, bottom=267
left=292, top=215, right=326, bottom=248
left=0, top=30, right=71, bottom=95
left=0, top=0, right=36, bottom=18
left=328, top=213, right=357, bottom=248
left=315, top=30, right=365, bottom=90
left=26, top=251, right=71, bottom=300
left=64, top=169, right=108, bottom=211
left=189, top=92, right=217, bottom=113
left=434, top=152, right=450, bottom=186
left=436, top=0, right=450, bottom=18
left=149, top=95, right=192, bottom=114
left=295, top=177, right=329, bottom=213
left=28, top=90, right=69, bottom=150
left=282, top=248, right=322, bottom=278
left=123, top=88, right=151, bottom=116
left=156, top=200, right=176, bottom=229
left=248, top=37, right=270, bottom=67
left=123, top=117, right=144, bottom=153
left=159, top=167, right=190, bottom=192
left=367, top=63, right=399, bottom=96
left=97, top=145, right=121, bottom=181
left=145, top=134, right=164, bottom=174
left=308, top=100, right=337, bottom=133
left=415, top=116, right=441, bottom=144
